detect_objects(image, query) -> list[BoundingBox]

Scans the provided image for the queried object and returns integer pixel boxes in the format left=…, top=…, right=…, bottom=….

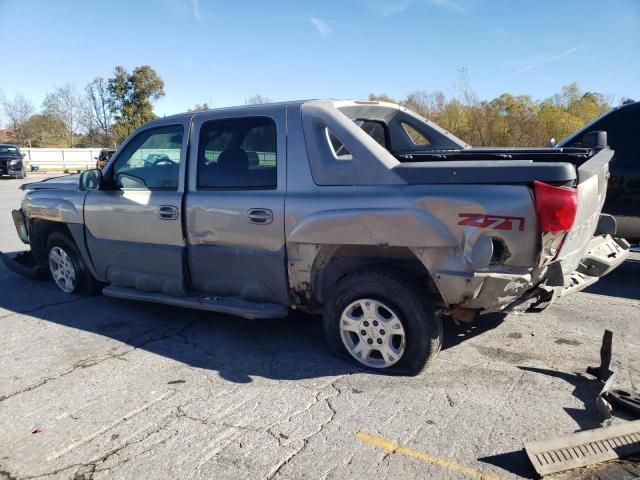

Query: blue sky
left=1, top=0, right=638, bottom=117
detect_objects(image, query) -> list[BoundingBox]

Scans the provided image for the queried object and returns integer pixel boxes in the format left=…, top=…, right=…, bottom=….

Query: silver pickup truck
left=3, top=100, right=630, bottom=374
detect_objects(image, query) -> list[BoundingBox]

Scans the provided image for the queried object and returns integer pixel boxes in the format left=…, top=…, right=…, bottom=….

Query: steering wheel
left=154, top=158, right=178, bottom=166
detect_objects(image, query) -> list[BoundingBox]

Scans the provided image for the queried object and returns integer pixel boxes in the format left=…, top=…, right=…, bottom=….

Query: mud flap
left=0, top=250, right=48, bottom=280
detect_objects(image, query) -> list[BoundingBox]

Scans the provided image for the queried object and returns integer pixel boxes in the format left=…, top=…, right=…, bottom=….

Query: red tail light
left=533, top=181, right=578, bottom=233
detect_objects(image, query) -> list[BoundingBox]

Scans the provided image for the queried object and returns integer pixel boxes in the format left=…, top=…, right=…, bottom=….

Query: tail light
left=533, top=181, right=578, bottom=233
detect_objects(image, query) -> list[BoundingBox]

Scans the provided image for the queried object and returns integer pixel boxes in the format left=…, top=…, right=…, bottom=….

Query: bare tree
left=245, top=94, right=271, bottom=105
left=43, top=84, right=82, bottom=147
left=187, top=102, right=209, bottom=112
left=453, top=66, right=486, bottom=145
left=0, top=93, right=35, bottom=146
left=85, top=77, right=113, bottom=140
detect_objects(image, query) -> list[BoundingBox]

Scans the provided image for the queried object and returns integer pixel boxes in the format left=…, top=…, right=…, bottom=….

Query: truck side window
left=401, top=122, right=431, bottom=147
left=326, top=128, right=352, bottom=160
left=111, top=125, right=184, bottom=190
left=197, top=117, right=277, bottom=189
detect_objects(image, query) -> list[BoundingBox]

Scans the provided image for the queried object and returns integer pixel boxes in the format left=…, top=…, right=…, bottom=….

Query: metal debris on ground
left=609, top=389, right=640, bottom=416
left=524, top=419, right=640, bottom=477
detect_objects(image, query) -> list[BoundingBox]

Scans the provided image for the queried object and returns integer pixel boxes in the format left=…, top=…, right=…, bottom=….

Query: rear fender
left=287, top=207, right=459, bottom=304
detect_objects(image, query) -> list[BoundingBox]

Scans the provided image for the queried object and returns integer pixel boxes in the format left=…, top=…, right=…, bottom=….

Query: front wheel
left=46, top=231, right=100, bottom=294
left=323, top=269, right=442, bottom=375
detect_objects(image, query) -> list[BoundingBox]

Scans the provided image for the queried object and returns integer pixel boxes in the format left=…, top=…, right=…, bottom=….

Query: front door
left=84, top=118, right=190, bottom=295
left=184, top=108, right=289, bottom=305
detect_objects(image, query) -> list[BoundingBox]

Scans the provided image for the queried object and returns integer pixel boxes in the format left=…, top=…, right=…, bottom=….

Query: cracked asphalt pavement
left=0, top=175, right=639, bottom=479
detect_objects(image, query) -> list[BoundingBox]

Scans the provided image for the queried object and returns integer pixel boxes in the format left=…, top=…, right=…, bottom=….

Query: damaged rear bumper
left=558, top=235, right=630, bottom=298
left=442, top=234, right=630, bottom=315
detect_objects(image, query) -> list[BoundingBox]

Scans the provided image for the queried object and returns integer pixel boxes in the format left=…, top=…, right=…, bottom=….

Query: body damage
left=285, top=183, right=543, bottom=312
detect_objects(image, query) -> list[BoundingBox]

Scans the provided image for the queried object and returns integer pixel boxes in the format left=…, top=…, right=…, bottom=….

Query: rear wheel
left=323, top=269, right=442, bottom=375
left=46, top=231, right=100, bottom=294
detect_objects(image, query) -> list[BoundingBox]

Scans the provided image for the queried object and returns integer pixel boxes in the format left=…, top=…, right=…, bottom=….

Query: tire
left=46, top=231, right=100, bottom=295
left=323, top=269, right=443, bottom=375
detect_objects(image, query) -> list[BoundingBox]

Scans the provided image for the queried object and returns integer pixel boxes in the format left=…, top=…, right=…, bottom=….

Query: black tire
left=46, top=231, right=100, bottom=295
left=323, top=269, right=442, bottom=375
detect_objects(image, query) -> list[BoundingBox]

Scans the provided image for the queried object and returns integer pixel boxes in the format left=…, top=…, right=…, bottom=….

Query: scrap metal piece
left=609, top=389, right=640, bottom=416
left=587, top=330, right=614, bottom=382
left=524, top=419, right=640, bottom=477
left=596, top=372, right=616, bottom=423
left=0, top=250, right=48, bottom=280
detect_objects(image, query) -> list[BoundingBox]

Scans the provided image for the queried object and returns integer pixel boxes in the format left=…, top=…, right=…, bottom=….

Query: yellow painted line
left=355, top=431, right=502, bottom=480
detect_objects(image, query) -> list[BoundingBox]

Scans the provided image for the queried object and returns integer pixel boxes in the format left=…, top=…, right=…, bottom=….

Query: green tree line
left=0, top=65, right=165, bottom=148
left=370, top=69, right=619, bottom=146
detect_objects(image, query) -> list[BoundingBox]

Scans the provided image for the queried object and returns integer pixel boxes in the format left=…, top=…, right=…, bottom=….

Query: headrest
left=217, top=149, right=249, bottom=171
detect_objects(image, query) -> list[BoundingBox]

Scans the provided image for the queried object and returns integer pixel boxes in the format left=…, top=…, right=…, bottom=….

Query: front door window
left=112, top=125, right=184, bottom=190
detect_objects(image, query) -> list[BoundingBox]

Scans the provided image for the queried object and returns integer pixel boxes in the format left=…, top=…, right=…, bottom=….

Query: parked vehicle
left=557, top=100, right=639, bottom=240
left=95, top=149, right=115, bottom=170
left=3, top=100, right=629, bottom=374
left=0, top=144, right=27, bottom=179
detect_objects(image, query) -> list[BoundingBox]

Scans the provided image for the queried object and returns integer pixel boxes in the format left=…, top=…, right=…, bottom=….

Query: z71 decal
left=458, top=213, right=525, bottom=231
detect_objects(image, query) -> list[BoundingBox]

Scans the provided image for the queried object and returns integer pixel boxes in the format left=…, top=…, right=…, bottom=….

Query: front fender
left=22, top=190, right=87, bottom=224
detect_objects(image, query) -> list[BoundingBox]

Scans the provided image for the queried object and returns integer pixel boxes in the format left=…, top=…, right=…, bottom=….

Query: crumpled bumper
left=446, top=234, right=630, bottom=314
left=558, top=235, right=630, bottom=297
left=0, top=250, right=48, bottom=280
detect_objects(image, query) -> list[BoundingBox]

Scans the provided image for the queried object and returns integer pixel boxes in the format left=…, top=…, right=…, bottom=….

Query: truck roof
left=159, top=99, right=313, bottom=122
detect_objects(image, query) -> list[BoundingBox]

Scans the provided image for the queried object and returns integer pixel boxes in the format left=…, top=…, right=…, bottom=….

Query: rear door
left=184, top=107, right=289, bottom=305
left=83, top=117, right=190, bottom=295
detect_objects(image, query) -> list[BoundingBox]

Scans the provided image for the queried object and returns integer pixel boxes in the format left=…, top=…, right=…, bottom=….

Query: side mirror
left=79, top=169, right=103, bottom=191
left=20, top=153, right=26, bottom=158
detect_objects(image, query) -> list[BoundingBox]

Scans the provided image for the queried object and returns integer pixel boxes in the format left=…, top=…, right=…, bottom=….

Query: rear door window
left=197, top=117, right=277, bottom=189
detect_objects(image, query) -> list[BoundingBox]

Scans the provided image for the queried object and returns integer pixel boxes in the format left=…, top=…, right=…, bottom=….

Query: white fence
left=22, top=148, right=103, bottom=172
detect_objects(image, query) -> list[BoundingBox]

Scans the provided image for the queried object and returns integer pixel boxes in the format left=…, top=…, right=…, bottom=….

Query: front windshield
left=0, top=146, right=18, bottom=154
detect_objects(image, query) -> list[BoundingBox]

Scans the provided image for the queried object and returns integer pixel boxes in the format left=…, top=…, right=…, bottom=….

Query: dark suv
left=558, top=100, right=639, bottom=240
left=0, top=144, right=27, bottom=179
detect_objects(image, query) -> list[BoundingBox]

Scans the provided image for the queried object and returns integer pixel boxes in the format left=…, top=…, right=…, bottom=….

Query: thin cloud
left=367, top=0, right=464, bottom=15
left=507, top=44, right=588, bottom=76
left=369, top=0, right=413, bottom=16
left=310, top=17, right=333, bottom=37
left=191, top=0, right=202, bottom=21
left=429, top=0, right=465, bottom=12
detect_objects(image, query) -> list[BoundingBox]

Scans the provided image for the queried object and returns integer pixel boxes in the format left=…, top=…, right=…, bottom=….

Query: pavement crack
left=0, top=468, right=19, bottom=480
left=0, top=323, right=194, bottom=404
left=0, top=295, right=92, bottom=321
left=266, top=376, right=344, bottom=479
left=22, top=403, right=182, bottom=480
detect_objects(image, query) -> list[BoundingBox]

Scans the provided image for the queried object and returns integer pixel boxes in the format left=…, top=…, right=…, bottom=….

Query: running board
left=102, top=286, right=288, bottom=320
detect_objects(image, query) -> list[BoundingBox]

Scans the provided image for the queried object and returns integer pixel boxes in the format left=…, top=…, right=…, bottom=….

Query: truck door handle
left=247, top=208, right=273, bottom=224
left=157, top=205, right=179, bottom=220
